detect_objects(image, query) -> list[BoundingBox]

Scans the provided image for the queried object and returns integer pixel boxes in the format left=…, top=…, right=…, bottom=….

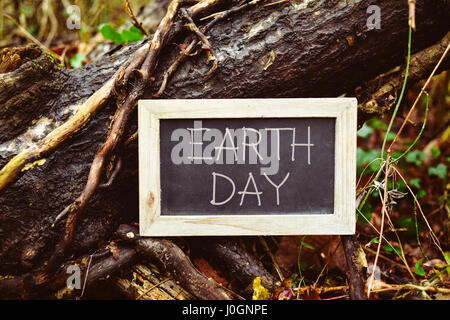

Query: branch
left=356, top=31, right=450, bottom=116
left=117, top=224, right=234, bottom=300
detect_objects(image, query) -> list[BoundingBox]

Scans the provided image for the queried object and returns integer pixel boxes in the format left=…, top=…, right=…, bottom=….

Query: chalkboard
left=138, top=98, right=357, bottom=236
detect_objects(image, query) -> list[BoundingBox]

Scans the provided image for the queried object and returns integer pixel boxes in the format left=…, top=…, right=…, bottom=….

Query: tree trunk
left=0, top=0, right=448, bottom=288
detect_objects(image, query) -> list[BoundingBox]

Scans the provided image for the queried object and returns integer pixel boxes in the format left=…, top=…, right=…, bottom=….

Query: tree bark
left=117, top=224, right=234, bottom=300
left=0, top=0, right=448, bottom=284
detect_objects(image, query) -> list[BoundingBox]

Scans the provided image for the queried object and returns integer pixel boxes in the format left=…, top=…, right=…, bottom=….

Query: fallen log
left=0, top=0, right=448, bottom=297
left=189, top=237, right=278, bottom=296
left=116, top=224, right=234, bottom=300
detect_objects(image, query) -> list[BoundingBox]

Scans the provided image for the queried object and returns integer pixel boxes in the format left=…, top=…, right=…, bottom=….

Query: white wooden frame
left=138, top=98, right=357, bottom=236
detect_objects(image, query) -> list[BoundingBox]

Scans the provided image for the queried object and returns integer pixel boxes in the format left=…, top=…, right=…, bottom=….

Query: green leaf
left=405, top=150, right=426, bottom=166
left=367, top=118, right=387, bottom=130
left=99, top=24, right=124, bottom=44
left=397, top=216, right=419, bottom=236
left=409, top=178, right=421, bottom=189
left=431, top=147, right=441, bottom=159
left=370, top=237, right=379, bottom=244
left=300, top=239, right=315, bottom=251
left=357, top=148, right=381, bottom=175
left=395, top=180, right=407, bottom=193
left=384, top=131, right=396, bottom=141
left=357, top=123, right=374, bottom=138
left=358, top=202, right=373, bottom=225
left=444, top=252, right=450, bottom=265
left=417, top=190, right=427, bottom=199
left=70, top=52, right=87, bottom=69
left=98, top=24, right=145, bottom=44
left=414, top=258, right=425, bottom=277
left=383, top=245, right=402, bottom=257
left=428, top=163, right=447, bottom=180
left=120, top=26, right=145, bottom=43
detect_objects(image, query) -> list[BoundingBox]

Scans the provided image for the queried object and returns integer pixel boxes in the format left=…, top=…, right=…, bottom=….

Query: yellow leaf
left=252, top=277, right=271, bottom=300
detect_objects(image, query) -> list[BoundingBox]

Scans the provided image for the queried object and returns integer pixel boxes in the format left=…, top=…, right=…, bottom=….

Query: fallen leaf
left=252, top=277, right=271, bottom=300
left=297, top=286, right=321, bottom=300
left=193, top=258, right=228, bottom=286
left=275, top=236, right=301, bottom=275
left=423, top=259, right=448, bottom=269
left=277, top=287, right=294, bottom=300
left=107, top=242, right=120, bottom=260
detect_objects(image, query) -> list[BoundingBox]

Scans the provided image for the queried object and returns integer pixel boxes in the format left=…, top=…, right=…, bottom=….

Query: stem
left=391, top=92, right=429, bottom=164
left=380, top=26, right=412, bottom=158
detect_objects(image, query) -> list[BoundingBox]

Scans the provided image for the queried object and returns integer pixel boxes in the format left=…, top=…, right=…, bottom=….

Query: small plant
left=70, top=52, right=87, bottom=69
left=98, top=24, right=145, bottom=44
left=428, top=163, right=447, bottom=181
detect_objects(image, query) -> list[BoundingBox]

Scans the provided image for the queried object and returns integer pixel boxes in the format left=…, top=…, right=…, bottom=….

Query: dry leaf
left=107, top=242, right=120, bottom=260
left=252, top=277, right=271, bottom=300
left=193, top=258, right=228, bottom=286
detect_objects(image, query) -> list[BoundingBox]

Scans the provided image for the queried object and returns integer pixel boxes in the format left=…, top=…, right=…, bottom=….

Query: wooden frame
left=138, top=98, right=357, bottom=236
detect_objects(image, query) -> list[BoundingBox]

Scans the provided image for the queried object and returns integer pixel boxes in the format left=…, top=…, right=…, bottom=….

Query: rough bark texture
left=152, top=0, right=449, bottom=100
left=190, top=237, right=278, bottom=296
left=0, top=0, right=448, bottom=283
left=117, top=224, right=234, bottom=300
left=341, top=235, right=366, bottom=300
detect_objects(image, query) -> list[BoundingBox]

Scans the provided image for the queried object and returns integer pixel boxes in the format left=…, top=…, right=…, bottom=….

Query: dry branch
left=356, top=31, right=450, bottom=116
left=190, top=237, right=278, bottom=297
left=117, top=224, right=234, bottom=300
left=341, top=235, right=367, bottom=300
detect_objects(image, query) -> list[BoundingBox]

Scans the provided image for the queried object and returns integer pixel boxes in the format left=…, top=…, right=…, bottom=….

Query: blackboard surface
left=160, top=118, right=335, bottom=216
left=138, top=98, right=356, bottom=236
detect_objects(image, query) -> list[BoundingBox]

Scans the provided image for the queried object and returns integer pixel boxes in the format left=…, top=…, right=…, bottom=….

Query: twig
left=155, top=0, right=272, bottom=97
left=98, top=156, right=123, bottom=189
left=0, top=77, right=117, bottom=194
left=373, top=283, right=450, bottom=295
left=262, top=0, right=289, bottom=7
left=125, top=0, right=150, bottom=37
left=124, top=131, right=138, bottom=145
left=153, top=37, right=199, bottom=98
left=258, top=236, right=284, bottom=282
left=380, top=26, right=412, bottom=158
left=181, top=8, right=217, bottom=75
left=388, top=42, right=450, bottom=151
left=374, top=187, right=417, bottom=282
left=367, top=155, right=390, bottom=298
left=79, top=254, right=93, bottom=299
left=52, top=203, right=73, bottom=227
left=1, top=13, right=61, bottom=61
left=117, top=224, right=234, bottom=300
left=364, top=246, right=407, bottom=271
left=40, top=0, right=184, bottom=280
left=313, top=263, right=328, bottom=287
left=136, top=278, right=171, bottom=300
left=391, top=167, right=446, bottom=258
left=390, top=92, right=429, bottom=164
